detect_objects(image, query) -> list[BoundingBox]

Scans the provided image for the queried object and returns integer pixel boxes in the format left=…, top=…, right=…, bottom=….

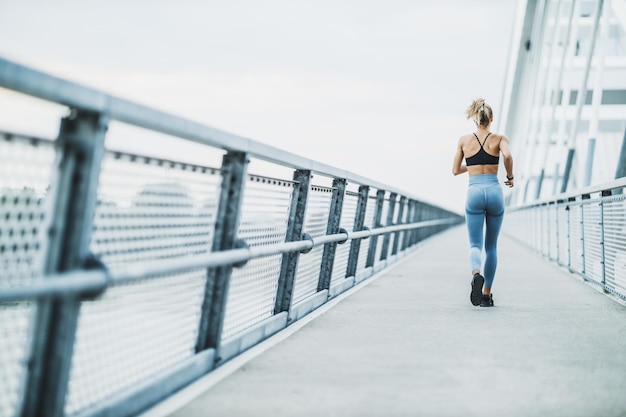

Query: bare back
left=460, top=132, right=503, bottom=175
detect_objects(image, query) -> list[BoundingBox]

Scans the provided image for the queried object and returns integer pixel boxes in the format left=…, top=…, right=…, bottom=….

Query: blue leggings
left=465, top=174, right=504, bottom=288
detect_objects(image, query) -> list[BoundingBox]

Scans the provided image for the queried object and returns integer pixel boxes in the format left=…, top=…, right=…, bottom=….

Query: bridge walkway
left=142, top=225, right=626, bottom=417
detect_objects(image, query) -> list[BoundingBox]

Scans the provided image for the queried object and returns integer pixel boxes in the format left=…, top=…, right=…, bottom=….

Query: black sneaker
left=470, top=273, right=484, bottom=306
left=480, top=293, right=494, bottom=307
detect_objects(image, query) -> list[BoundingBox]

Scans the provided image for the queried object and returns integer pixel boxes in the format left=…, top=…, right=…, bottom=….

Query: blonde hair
left=465, top=97, right=493, bottom=127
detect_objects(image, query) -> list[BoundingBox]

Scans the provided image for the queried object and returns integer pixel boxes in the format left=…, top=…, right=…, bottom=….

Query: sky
left=0, top=0, right=519, bottom=213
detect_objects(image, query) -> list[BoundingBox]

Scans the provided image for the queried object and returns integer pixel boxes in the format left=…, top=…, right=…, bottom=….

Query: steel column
left=274, top=169, right=311, bottom=314
left=391, top=196, right=406, bottom=256
left=366, top=189, right=385, bottom=268
left=317, top=178, right=346, bottom=291
left=21, top=109, right=108, bottom=417
left=346, top=185, right=369, bottom=278
left=196, top=151, right=249, bottom=354
left=380, top=193, right=397, bottom=261
left=561, top=0, right=605, bottom=193
left=615, top=127, right=626, bottom=179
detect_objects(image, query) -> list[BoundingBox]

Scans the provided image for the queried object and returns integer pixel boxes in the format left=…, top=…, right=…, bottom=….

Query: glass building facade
left=500, top=0, right=626, bottom=204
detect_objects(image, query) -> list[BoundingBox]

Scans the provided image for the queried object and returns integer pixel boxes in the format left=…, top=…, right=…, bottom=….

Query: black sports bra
left=465, top=133, right=499, bottom=166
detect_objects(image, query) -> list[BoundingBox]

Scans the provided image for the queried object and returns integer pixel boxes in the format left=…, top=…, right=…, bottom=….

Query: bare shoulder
left=458, top=133, right=473, bottom=145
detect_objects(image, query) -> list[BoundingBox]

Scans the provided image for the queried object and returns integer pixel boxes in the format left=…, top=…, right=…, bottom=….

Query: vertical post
left=401, top=200, right=412, bottom=251
left=555, top=200, right=561, bottom=264
left=196, top=151, right=248, bottom=354
left=615, top=127, right=626, bottom=179
left=535, top=0, right=568, bottom=198
left=21, top=109, right=108, bottom=417
left=566, top=197, right=575, bottom=270
left=580, top=194, right=589, bottom=277
left=600, top=190, right=610, bottom=289
left=536, top=169, right=545, bottom=199
left=346, top=185, right=369, bottom=278
left=391, top=196, right=406, bottom=256
left=274, top=170, right=311, bottom=314
left=366, top=189, right=385, bottom=268
left=317, top=178, right=346, bottom=291
left=380, top=193, right=396, bottom=262
left=552, top=163, right=560, bottom=196
left=561, top=0, right=605, bottom=193
left=409, top=201, right=420, bottom=246
left=584, top=137, right=596, bottom=186
left=561, top=148, right=576, bottom=193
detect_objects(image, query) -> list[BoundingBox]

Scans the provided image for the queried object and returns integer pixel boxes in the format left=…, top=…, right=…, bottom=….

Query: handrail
left=0, top=218, right=458, bottom=301
left=509, top=176, right=626, bottom=209
left=0, top=57, right=453, bottom=212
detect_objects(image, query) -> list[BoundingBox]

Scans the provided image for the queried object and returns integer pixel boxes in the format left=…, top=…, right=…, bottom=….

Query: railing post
left=21, top=109, right=108, bottom=417
left=556, top=200, right=562, bottom=264
left=411, top=201, right=423, bottom=246
left=380, top=193, right=397, bottom=262
left=566, top=197, right=575, bottom=271
left=600, top=189, right=611, bottom=289
left=581, top=194, right=589, bottom=277
left=401, top=200, right=413, bottom=251
left=318, top=178, right=346, bottom=291
left=346, top=185, right=369, bottom=278
left=391, top=196, right=406, bottom=256
left=196, top=151, right=248, bottom=355
left=366, top=190, right=385, bottom=268
left=414, top=201, right=424, bottom=245
left=275, top=169, right=311, bottom=314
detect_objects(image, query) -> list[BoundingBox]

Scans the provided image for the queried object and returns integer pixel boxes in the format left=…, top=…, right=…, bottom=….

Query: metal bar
left=318, top=178, right=346, bottom=291
left=0, top=271, right=107, bottom=302
left=274, top=169, right=311, bottom=314
left=106, top=218, right=459, bottom=285
left=561, top=0, right=605, bottom=193
left=584, top=138, right=596, bottom=186
left=21, top=110, right=109, bottom=417
left=580, top=196, right=587, bottom=276
left=535, top=0, right=566, bottom=199
left=599, top=193, right=608, bottom=288
left=615, top=127, right=626, bottom=179
left=391, top=196, right=406, bottom=256
left=401, top=200, right=413, bottom=251
left=366, top=190, right=385, bottom=268
left=347, top=185, right=369, bottom=278
left=512, top=176, right=626, bottom=210
left=0, top=58, right=440, bottom=204
left=519, top=0, right=550, bottom=199
left=380, top=193, right=397, bottom=261
left=196, top=151, right=248, bottom=354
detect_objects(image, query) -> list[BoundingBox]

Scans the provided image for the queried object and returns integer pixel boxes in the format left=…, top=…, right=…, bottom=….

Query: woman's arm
left=452, top=138, right=467, bottom=176
left=500, top=135, right=514, bottom=187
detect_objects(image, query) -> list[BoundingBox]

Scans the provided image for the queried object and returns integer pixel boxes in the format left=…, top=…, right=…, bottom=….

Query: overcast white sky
left=0, top=0, right=519, bottom=213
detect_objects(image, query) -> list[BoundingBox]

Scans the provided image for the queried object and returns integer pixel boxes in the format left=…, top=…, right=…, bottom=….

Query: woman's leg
left=483, top=184, right=505, bottom=292
left=465, top=186, right=486, bottom=275
left=483, top=212, right=503, bottom=291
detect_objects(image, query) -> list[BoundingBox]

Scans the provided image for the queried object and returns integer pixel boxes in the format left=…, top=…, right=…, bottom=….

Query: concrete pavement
left=146, top=225, right=626, bottom=417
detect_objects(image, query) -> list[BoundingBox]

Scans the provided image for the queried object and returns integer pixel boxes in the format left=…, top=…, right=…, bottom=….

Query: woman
left=452, top=98, right=514, bottom=307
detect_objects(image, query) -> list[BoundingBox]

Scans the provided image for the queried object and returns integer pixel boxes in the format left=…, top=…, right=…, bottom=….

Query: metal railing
left=0, top=57, right=463, bottom=417
left=504, top=177, right=626, bottom=301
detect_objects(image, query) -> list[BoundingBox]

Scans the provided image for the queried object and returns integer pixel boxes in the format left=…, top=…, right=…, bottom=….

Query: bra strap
left=473, top=132, right=491, bottom=148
